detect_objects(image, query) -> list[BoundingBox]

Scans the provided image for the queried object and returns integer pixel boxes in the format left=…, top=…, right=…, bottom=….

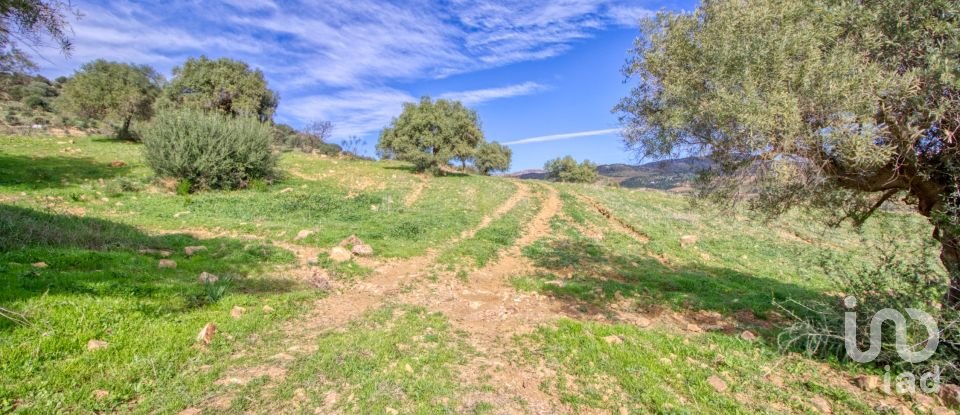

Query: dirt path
left=189, top=180, right=539, bottom=412
left=403, top=173, right=429, bottom=207
left=460, top=181, right=530, bottom=240
left=365, top=183, right=575, bottom=414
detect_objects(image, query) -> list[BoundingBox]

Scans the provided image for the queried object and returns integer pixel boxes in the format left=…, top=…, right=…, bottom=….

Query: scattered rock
left=351, top=244, right=374, bottom=256
left=173, top=211, right=190, bottom=218
left=93, top=389, right=109, bottom=399
left=329, top=247, right=352, bottom=262
left=634, top=315, right=652, bottom=328
left=230, top=306, right=245, bottom=319
left=810, top=396, right=833, bottom=414
left=544, top=280, right=565, bottom=287
left=386, top=407, right=399, bottom=415
left=196, top=323, right=217, bottom=345
left=404, top=363, right=413, bottom=373
left=941, top=384, right=960, bottom=408
left=338, top=234, right=364, bottom=247
left=31, top=262, right=47, bottom=268
left=294, top=230, right=314, bottom=241
left=279, top=187, right=294, bottom=194
left=853, top=375, right=881, bottom=392
left=309, top=270, right=331, bottom=291
left=680, top=235, right=699, bottom=248
left=469, top=301, right=483, bottom=310
left=707, top=375, right=728, bottom=393
left=603, top=335, right=624, bottom=345
left=177, top=409, right=201, bottom=415
left=109, top=160, right=126, bottom=168
left=262, top=305, right=275, bottom=313
left=198, top=272, right=219, bottom=284
left=139, top=248, right=172, bottom=257
left=158, top=259, right=177, bottom=269
left=184, top=246, right=207, bottom=256
left=685, top=323, right=703, bottom=333
left=87, top=339, right=109, bottom=351
left=739, top=330, right=757, bottom=342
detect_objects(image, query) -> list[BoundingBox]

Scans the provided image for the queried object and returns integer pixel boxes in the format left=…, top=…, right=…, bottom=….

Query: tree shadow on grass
left=0, top=204, right=302, bottom=329
left=0, top=153, right=129, bottom=189
left=519, top=236, right=828, bottom=324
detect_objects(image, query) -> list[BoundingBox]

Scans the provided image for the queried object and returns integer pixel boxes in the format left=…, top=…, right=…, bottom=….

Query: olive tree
left=616, top=0, right=960, bottom=306
left=59, top=60, right=163, bottom=139
left=0, top=0, right=75, bottom=74
left=475, top=141, right=512, bottom=175
left=377, top=97, right=484, bottom=173
left=160, top=56, right=278, bottom=122
left=545, top=156, right=598, bottom=183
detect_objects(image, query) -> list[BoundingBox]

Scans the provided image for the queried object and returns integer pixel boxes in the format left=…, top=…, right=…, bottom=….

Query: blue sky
left=38, top=0, right=696, bottom=171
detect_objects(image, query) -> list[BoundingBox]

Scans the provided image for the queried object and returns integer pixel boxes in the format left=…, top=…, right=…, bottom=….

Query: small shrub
left=22, top=95, right=49, bottom=111
left=203, top=274, right=234, bottom=303
left=142, top=110, right=277, bottom=191
left=175, top=179, right=191, bottom=196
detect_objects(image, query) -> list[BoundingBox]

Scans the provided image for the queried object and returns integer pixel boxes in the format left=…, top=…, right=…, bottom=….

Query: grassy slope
left=0, top=135, right=947, bottom=414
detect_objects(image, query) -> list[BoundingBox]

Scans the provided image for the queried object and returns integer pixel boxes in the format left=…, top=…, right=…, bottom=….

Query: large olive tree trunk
left=936, top=228, right=960, bottom=309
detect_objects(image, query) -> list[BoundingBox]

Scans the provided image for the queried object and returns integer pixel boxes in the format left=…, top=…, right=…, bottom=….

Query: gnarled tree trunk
left=935, top=227, right=960, bottom=309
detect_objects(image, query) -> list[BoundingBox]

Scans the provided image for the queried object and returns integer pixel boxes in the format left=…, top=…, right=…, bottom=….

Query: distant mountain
left=509, top=156, right=715, bottom=191
left=506, top=169, right=548, bottom=180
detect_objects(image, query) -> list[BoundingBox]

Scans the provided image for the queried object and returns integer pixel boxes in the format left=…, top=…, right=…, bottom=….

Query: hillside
left=0, top=135, right=952, bottom=414
left=511, top=156, right=715, bottom=190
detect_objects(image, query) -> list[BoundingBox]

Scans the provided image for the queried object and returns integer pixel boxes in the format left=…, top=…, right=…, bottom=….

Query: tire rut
left=190, top=179, right=536, bottom=413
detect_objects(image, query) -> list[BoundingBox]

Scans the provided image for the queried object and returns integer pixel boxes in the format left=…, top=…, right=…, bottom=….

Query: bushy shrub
left=142, top=110, right=276, bottom=190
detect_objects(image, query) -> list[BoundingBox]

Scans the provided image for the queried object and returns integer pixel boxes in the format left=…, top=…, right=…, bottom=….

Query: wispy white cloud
left=283, top=88, right=415, bottom=138
left=43, top=0, right=653, bottom=133
left=438, top=82, right=548, bottom=106
left=502, top=128, right=620, bottom=145
left=606, top=5, right=656, bottom=27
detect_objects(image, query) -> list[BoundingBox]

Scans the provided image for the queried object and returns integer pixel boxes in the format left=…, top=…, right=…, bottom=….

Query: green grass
left=0, top=135, right=517, bottom=259
left=0, top=135, right=950, bottom=414
left=0, top=204, right=318, bottom=413
left=517, top=319, right=879, bottom=414
left=246, top=305, right=472, bottom=414
left=438, top=184, right=544, bottom=270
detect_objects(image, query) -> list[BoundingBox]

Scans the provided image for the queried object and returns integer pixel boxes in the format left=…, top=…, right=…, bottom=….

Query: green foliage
left=272, top=122, right=342, bottom=155
left=58, top=60, right=162, bottom=139
left=544, top=156, right=598, bottom=183
left=141, top=110, right=277, bottom=191
left=160, top=56, right=277, bottom=122
left=21, top=94, right=47, bottom=110
left=617, top=0, right=960, bottom=305
left=474, top=141, right=512, bottom=175
left=0, top=0, right=74, bottom=74
left=377, top=96, right=484, bottom=173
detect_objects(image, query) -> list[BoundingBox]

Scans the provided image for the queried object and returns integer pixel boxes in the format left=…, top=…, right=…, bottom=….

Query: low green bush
left=142, top=110, right=277, bottom=190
